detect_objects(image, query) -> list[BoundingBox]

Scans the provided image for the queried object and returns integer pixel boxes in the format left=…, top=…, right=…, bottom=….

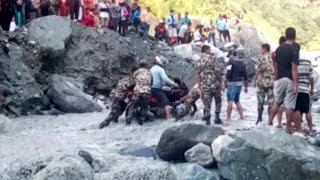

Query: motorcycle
left=125, top=77, right=197, bottom=122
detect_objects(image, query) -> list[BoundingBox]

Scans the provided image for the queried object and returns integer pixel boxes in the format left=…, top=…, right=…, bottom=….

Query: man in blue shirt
left=150, top=56, right=178, bottom=120
left=216, top=15, right=226, bottom=42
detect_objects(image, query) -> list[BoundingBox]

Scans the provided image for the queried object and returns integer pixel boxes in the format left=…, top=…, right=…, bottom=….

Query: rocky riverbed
left=1, top=87, right=320, bottom=180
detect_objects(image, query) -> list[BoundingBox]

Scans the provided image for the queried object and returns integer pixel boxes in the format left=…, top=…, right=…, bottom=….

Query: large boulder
left=173, top=44, right=193, bottom=59
left=28, top=16, right=72, bottom=58
left=63, top=23, right=196, bottom=95
left=156, top=123, right=225, bottom=161
left=33, top=155, right=94, bottom=180
left=184, top=143, right=214, bottom=168
left=0, top=41, right=43, bottom=116
left=47, top=74, right=102, bottom=113
left=211, top=135, right=234, bottom=158
left=217, top=128, right=320, bottom=180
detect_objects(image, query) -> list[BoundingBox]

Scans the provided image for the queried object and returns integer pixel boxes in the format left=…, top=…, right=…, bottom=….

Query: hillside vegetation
left=141, top=0, right=320, bottom=50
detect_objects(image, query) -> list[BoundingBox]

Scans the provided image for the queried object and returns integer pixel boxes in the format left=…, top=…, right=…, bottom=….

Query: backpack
left=121, top=6, right=129, bottom=19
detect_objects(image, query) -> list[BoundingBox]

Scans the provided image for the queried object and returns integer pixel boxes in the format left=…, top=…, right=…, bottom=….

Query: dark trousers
left=112, top=18, right=119, bottom=31
left=224, top=30, right=231, bottom=42
left=119, top=19, right=128, bottom=36
left=209, top=32, right=216, bottom=46
left=0, top=12, right=14, bottom=31
left=218, top=30, right=225, bottom=42
left=140, top=22, right=149, bottom=40
left=70, top=0, right=79, bottom=20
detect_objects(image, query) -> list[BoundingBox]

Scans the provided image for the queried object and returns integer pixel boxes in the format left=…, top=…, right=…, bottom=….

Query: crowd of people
left=99, top=26, right=316, bottom=137
left=1, top=0, right=233, bottom=46
left=153, top=12, right=232, bottom=46
left=0, top=0, right=140, bottom=36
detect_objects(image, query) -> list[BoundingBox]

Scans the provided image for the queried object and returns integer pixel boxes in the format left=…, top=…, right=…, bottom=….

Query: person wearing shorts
left=226, top=51, right=248, bottom=121
left=268, top=27, right=300, bottom=134
left=166, top=9, right=178, bottom=45
left=294, top=59, right=314, bottom=135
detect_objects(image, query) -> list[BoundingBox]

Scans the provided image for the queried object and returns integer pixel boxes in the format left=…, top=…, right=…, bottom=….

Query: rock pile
left=155, top=124, right=320, bottom=180
left=0, top=16, right=196, bottom=116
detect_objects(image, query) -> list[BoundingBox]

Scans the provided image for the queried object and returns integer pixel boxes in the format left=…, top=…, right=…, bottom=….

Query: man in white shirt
left=178, top=22, right=191, bottom=44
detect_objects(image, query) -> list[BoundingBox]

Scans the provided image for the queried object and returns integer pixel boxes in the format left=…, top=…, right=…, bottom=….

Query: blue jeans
left=209, top=32, right=216, bottom=47
left=227, top=85, right=242, bottom=103
left=140, top=22, right=150, bottom=40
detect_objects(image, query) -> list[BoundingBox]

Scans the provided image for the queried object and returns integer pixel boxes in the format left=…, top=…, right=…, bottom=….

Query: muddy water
left=0, top=87, right=319, bottom=176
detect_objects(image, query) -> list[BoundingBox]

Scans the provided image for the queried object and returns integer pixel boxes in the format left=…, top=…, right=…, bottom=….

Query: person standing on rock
left=0, top=0, right=15, bottom=31
left=216, top=15, right=226, bottom=43
left=223, top=15, right=230, bottom=42
left=226, top=50, right=248, bottom=122
left=208, top=20, right=217, bottom=47
left=13, top=0, right=26, bottom=28
left=254, top=43, right=274, bottom=124
left=268, top=27, right=300, bottom=134
left=57, top=0, right=69, bottom=17
left=126, top=61, right=152, bottom=125
left=181, top=12, right=190, bottom=25
left=140, top=6, right=151, bottom=41
left=150, top=56, right=178, bottom=120
left=109, top=0, right=120, bottom=31
left=99, top=71, right=136, bottom=128
left=294, top=57, right=315, bottom=135
left=70, top=0, right=80, bottom=21
left=197, top=45, right=224, bottom=125
left=166, top=9, right=178, bottom=46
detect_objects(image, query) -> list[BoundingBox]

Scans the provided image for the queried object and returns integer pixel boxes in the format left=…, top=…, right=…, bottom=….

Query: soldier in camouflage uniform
left=99, top=75, right=135, bottom=129
left=126, top=61, right=152, bottom=125
left=197, top=45, right=225, bottom=125
left=177, top=84, right=200, bottom=118
left=254, top=44, right=274, bottom=124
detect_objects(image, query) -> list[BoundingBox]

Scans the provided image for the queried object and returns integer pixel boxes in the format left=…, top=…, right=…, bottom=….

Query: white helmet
left=155, top=56, right=163, bottom=65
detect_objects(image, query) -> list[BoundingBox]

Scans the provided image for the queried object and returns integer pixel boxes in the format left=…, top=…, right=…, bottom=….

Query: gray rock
left=98, top=156, right=175, bottom=180
left=119, top=144, right=156, bottom=159
left=156, top=123, right=225, bottom=161
left=78, top=150, right=94, bottom=166
left=28, top=16, right=72, bottom=58
left=173, top=44, right=193, bottom=59
left=33, top=155, right=94, bottom=180
left=47, top=74, right=102, bottom=113
left=184, top=143, right=214, bottom=168
left=192, top=54, right=201, bottom=61
left=217, top=128, right=320, bottom=180
left=171, top=163, right=220, bottom=180
left=211, top=135, right=234, bottom=158
left=0, top=42, right=43, bottom=115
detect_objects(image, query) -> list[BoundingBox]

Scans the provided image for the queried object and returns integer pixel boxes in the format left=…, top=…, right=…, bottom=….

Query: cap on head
left=155, top=56, right=163, bottom=65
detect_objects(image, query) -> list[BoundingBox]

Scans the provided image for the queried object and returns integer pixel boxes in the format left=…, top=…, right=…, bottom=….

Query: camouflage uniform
left=183, top=84, right=200, bottom=116
left=126, top=68, right=152, bottom=125
left=196, top=53, right=224, bottom=124
left=99, top=77, right=134, bottom=128
left=256, top=54, right=274, bottom=119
